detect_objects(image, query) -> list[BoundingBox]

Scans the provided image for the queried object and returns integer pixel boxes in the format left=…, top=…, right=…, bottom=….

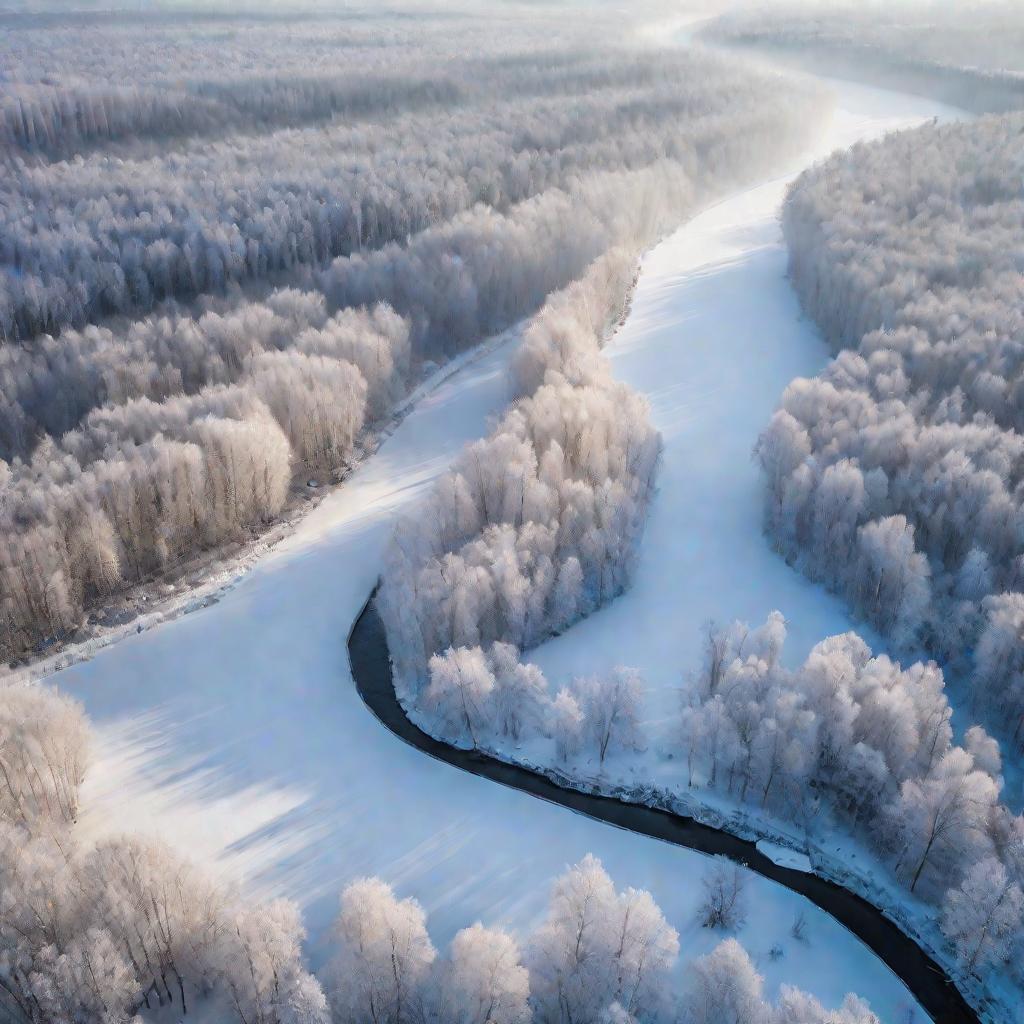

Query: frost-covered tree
left=941, top=857, right=1024, bottom=976
left=221, top=900, right=330, bottom=1024
left=421, top=642, right=551, bottom=749
left=424, top=647, right=498, bottom=749
left=974, top=593, right=1024, bottom=744
left=430, top=924, right=530, bottom=1024
left=250, top=351, right=367, bottom=471
left=964, top=725, right=1003, bottom=782
left=852, top=516, right=932, bottom=646
left=682, top=937, right=883, bottom=1023
left=0, top=684, right=89, bottom=829
left=327, top=878, right=436, bottom=1024
left=376, top=246, right=662, bottom=732
left=551, top=688, right=584, bottom=762
left=698, top=858, right=747, bottom=931
left=84, top=836, right=226, bottom=1012
left=573, top=668, right=644, bottom=765
left=489, top=643, right=548, bottom=742
left=775, top=987, right=880, bottom=1024
left=602, top=886, right=679, bottom=1020
left=891, top=748, right=1000, bottom=896
left=527, top=854, right=619, bottom=1023
left=29, top=926, right=140, bottom=1024
left=527, top=854, right=678, bottom=1023
left=682, top=939, right=766, bottom=1024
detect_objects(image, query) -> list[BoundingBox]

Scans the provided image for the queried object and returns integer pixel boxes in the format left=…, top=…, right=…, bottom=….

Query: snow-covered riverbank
left=35, top=72, right=963, bottom=1024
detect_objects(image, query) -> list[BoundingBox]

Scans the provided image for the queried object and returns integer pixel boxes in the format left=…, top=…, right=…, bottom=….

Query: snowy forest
left=0, top=5, right=896, bottom=1023
left=759, top=112, right=1024, bottom=748
left=389, top=600, right=1024, bottom=991
left=375, top=76, right=828, bottom=690
left=0, top=4, right=826, bottom=663
left=10, top=1, right=1024, bottom=1023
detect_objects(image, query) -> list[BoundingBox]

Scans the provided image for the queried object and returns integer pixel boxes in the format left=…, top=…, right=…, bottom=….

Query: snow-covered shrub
left=941, top=857, right=1024, bottom=976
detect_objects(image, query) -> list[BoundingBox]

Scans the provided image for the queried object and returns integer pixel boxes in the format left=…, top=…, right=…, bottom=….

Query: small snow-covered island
left=2, top=2, right=1023, bottom=1023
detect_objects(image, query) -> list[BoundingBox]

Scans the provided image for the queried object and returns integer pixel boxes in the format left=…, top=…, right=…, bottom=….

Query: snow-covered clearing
left=527, top=79, right=962, bottom=722
left=32, top=72, right=962, bottom=1024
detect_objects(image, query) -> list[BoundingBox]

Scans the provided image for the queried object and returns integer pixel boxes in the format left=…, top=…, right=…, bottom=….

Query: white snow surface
left=39, top=75, right=962, bottom=1024
left=756, top=841, right=813, bottom=874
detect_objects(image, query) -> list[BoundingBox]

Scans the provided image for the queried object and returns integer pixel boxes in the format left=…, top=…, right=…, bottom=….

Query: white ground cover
left=20, top=69, right=963, bottom=1024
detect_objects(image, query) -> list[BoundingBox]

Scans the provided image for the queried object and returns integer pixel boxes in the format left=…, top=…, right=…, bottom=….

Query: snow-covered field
left=37, top=73, right=962, bottom=1023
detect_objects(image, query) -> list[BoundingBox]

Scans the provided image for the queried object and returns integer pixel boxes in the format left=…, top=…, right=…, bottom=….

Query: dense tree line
left=677, top=615, right=1024, bottom=985
left=703, top=1, right=1024, bottom=114
left=1, top=46, right=818, bottom=342
left=756, top=113, right=1024, bottom=745
left=1, top=73, right=465, bottom=158
left=322, top=854, right=880, bottom=1024
left=0, top=290, right=408, bottom=462
left=0, top=6, right=611, bottom=155
left=0, top=295, right=409, bottom=659
left=378, top=246, right=660, bottom=692
left=1, top=13, right=827, bottom=661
